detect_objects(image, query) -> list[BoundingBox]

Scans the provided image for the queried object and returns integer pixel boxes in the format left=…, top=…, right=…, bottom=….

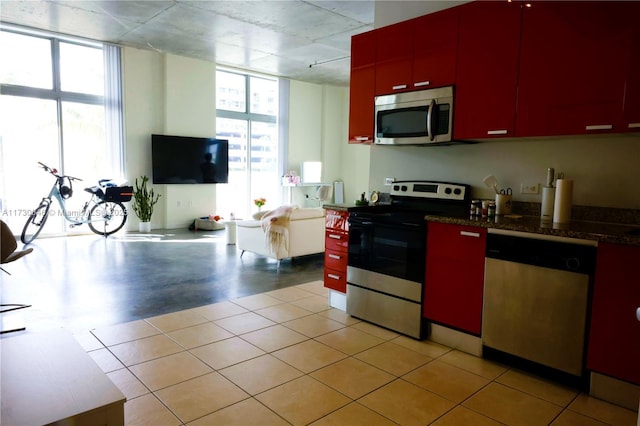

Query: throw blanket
left=260, top=205, right=294, bottom=254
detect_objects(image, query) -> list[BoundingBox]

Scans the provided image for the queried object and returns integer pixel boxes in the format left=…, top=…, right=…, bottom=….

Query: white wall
left=123, top=47, right=355, bottom=228
left=369, top=134, right=640, bottom=209
left=123, top=49, right=218, bottom=230
left=286, top=81, right=370, bottom=207
left=122, top=47, right=164, bottom=230
left=162, top=55, right=217, bottom=229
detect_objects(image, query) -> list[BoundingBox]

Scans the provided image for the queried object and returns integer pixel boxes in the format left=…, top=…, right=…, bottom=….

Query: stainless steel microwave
left=374, top=86, right=454, bottom=145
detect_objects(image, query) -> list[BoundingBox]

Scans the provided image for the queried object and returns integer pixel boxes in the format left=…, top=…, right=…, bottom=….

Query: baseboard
left=428, top=323, right=482, bottom=357
left=590, top=372, right=640, bottom=412
left=328, top=290, right=346, bottom=311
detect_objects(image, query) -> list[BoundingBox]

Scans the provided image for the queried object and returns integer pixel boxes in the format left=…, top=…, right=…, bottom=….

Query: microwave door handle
left=427, top=99, right=435, bottom=141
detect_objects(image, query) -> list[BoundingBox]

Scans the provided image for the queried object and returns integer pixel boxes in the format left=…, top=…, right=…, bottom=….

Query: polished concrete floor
left=1, top=228, right=323, bottom=334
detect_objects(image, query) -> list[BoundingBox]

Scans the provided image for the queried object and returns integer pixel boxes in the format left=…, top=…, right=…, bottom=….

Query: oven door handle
left=350, top=221, right=375, bottom=226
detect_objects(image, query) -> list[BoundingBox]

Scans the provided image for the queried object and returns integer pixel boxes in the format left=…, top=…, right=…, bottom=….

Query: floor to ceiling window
left=0, top=26, right=123, bottom=236
left=215, top=69, right=283, bottom=219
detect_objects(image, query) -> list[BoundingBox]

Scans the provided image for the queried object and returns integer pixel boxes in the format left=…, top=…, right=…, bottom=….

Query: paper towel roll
left=541, top=186, right=555, bottom=221
left=553, top=179, right=573, bottom=223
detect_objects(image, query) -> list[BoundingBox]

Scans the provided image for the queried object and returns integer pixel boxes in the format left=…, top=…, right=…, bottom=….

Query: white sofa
left=236, top=207, right=325, bottom=261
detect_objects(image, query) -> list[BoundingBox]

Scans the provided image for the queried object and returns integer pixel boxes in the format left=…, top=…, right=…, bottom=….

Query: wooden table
left=1, top=329, right=126, bottom=425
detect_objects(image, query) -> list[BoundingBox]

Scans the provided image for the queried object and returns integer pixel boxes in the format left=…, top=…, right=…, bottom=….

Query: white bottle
left=541, top=168, right=555, bottom=221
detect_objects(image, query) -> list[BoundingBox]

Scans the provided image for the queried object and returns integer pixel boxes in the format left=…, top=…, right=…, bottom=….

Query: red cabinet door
left=374, top=21, right=413, bottom=95
left=349, top=32, right=376, bottom=144
left=624, top=2, right=640, bottom=132
left=412, top=7, right=459, bottom=90
left=324, top=209, right=349, bottom=293
left=423, top=223, right=487, bottom=335
left=517, top=2, right=632, bottom=137
left=454, top=1, right=521, bottom=140
left=587, top=243, right=640, bottom=385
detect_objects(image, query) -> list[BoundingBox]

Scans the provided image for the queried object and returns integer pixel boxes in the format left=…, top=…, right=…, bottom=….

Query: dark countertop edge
left=424, top=214, right=640, bottom=247
left=322, top=204, right=640, bottom=246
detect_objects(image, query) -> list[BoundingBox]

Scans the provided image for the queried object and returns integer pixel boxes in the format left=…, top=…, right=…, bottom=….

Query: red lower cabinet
left=423, top=222, right=487, bottom=335
left=323, top=209, right=349, bottom=293
left=587, top=243, right=640, bottom=385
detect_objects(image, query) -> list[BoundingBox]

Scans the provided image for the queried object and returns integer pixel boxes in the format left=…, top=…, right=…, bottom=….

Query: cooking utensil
left=483, top=175, right=499, bottom=194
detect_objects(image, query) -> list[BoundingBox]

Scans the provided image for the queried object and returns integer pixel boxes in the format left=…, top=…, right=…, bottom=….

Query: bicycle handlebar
left=37, top=162, right=83, bottom=181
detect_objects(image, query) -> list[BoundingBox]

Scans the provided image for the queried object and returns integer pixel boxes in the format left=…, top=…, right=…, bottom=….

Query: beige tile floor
left=75, top=280, right=639, bottom=426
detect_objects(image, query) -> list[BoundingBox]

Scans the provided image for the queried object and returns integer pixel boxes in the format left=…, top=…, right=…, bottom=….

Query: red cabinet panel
left=517, top=2, right=632, bottom=137
left=374, top=21, right=413, bottom=95
left=325, top=210, right=349, bottom=232
left=374, top=8, right=458, bottom=96
left=349, top=32, right=376, bottom=144
left=324, top=250, right=347, bottom=272
left=324, top=267, right=347, bottom=293
left=454, top=0, right=521, bottom=140
left=325, top=231, right=348, bottom=252
left=412, top=7, right=459, bottom=90
left=423, top=223, right=486, bottom=335
left=624, top=2, right=640, bottom=131
left=587, top=243, right=640, bottom=385
left=324, top=209, right=349, bottom=292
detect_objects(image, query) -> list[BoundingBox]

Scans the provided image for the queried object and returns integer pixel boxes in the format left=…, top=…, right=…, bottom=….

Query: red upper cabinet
left=587, top=243, right=640, bottom=385
left=624, top=2, right=640, bottom=132
left=454, top=1, right=522, bottom=140
left=374, top=21, right=413, bottom=95
left=517, top=2, right=632, bottom=137
left=374, top=8, right=459, bottom=96
left=348, top=31, right=376, bottom=144
left=412, top=7, right=459, bottom=91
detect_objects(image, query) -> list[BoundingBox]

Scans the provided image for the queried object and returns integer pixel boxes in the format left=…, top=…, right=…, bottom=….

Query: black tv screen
left=151, top=134, right=229, bottom=184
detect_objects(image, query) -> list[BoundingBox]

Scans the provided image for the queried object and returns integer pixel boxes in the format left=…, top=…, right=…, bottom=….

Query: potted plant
left=133, top=175, right=161, bottom=232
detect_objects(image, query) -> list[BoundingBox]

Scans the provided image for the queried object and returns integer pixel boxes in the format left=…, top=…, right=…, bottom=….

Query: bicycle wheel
left=21, top=201, right=51, bottom=244
left=88, top=201, right=127, bottom=236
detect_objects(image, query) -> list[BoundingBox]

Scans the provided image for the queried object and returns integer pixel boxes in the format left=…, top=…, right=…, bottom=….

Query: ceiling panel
left=0, top=0, right=380, bottom=86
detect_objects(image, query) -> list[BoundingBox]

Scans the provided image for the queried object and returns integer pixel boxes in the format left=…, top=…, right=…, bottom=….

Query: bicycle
left=21, top=162, right=133, bottom=244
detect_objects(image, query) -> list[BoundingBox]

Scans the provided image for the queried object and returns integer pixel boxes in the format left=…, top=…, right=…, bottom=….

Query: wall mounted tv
left=151, top=134, right=229, bottom=184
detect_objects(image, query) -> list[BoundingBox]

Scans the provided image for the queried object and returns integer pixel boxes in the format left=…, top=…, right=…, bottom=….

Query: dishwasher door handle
left=460, top=231, right=481, bottom=238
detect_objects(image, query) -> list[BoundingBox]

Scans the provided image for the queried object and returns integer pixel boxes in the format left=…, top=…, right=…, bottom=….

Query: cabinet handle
left=328, top=234, right=342, bottom=239
left=392, top=84, right=408, bottom=90
left=355, top=136, right=370, bottom=141
left=487, top=129, right=508, bottom=135
left=328, top=254, right=341, bottom=260
left=328, top=273, right=341, bottom=280
left=414, top=81, right=430, bottom=87
left=460, top=231, right=481, bottom=238
left=629, top=123, right=640, bottom=129
left=586, top=124, right=613, bottom=131
left=637, top=307, right=640, bottom=322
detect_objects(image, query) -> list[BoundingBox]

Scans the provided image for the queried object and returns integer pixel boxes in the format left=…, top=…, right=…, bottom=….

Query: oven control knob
left=445, top=187, right=452, bottom=194
left=401, top=185, right=408, bottom=191
left=393, top=184, right=400, bottom=191
left=454, top=188, right=462, bottom=195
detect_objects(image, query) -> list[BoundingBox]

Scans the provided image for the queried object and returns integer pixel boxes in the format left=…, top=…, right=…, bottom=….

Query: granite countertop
left=324, top=203, right=640, bottom=246
left=425, top=214, right=640, bottom=247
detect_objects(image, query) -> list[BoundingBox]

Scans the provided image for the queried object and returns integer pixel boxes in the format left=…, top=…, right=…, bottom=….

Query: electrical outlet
left=520, top=183, right=540, bottom=194
left=384, top=177, right=395, bottom=186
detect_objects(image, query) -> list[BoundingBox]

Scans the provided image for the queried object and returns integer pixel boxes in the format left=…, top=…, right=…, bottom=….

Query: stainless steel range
left=346, top=181, right=470, bottom=339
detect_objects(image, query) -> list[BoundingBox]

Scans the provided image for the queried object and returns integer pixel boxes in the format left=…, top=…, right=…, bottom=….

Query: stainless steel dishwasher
left=482, top=229, right=597, bottom=377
